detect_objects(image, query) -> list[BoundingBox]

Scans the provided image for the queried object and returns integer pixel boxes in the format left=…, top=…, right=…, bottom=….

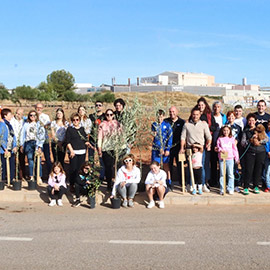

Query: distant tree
left=13, top=85, right=40, bottom=100
left=46, top=69, right=75, bottom=98
left=92, top=91, right=115, bottom=103
left=0, top=84, right=10, bottom=100
left=63, top=90, right=77, bottom=101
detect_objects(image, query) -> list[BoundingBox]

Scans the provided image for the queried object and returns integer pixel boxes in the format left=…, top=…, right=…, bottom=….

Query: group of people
left=1, top=97, right=270, bottom=209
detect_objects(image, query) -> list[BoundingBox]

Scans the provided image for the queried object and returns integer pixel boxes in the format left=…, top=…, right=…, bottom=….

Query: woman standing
left=65, top=113, right=90, bottom=191
left=78, top=105, right=92, bottom=136
left=51, top=108, right=69, bottom=167
left=241, top=113, right=268, bottom=195
left=97, top=109, right=122, bottom=191
left=111, top=154, right=141, bottom=208
left=196, top=97, right=216, bottom=190
left=20, top=110, right=45, bottom=181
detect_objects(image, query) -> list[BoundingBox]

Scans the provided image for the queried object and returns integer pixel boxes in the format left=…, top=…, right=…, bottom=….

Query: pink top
left=97, top=120, right=122, bottom=151
left=216, top=136, right=239, bottom=161
left=48, top=173, right=67, bottom=188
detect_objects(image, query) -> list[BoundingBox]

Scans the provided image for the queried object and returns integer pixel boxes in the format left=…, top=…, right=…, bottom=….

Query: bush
left=14, top=85, right=40, bottom=100
left=92, top=91, right=115, bottom=103
left=0, top=88, right=10, bottom=100
left=63, top=91, right=78, bottom=101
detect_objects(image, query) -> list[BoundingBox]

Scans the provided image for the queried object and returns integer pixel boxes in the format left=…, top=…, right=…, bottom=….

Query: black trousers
left=193, top=168, right=202, bottom=185
left=102, top=151, right=115, bottom=189
left=74, top=183, right=89, bottom=199
left=47, top=185, right=67, bottom=200
left=244, top=151, right=265, bottom=189
left=169, top=146, right=182, bottom=183
left=69, top=154, right=86, bottom=186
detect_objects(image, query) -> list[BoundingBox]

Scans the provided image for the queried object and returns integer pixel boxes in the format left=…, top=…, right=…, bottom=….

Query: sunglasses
left=55, top=176, right=59, bottom=183
left=96, top=104, right=102, bottom=107
left=30, top=114, right=36, bottom=117
left=106, top=113, right=113, bottom=117
left=73, top=118, right=80, bottom=122
left=124, top=158, right=133, bottom=164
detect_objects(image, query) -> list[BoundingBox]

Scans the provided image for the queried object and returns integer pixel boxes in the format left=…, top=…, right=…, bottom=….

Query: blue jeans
left=219, top=159, right=234, bottom=193
left=201, top=150, right=211, bottom=185
left=265, top=157, right=270, bottom=189
left=24, top=140, right=42, bottom=177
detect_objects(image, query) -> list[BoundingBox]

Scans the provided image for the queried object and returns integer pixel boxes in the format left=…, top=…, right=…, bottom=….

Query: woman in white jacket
left=111, top=154, right=141, bottom=208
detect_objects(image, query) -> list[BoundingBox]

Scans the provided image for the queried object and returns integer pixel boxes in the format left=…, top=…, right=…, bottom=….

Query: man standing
left=165, top=106, right=185, bottom=189
left=89, top=100, right=105, bottom=181
left=254, top=100, right=270, bottom=130
left=180, top=107, right=212, bottom=192
left=234, top=105, right=247, bottom=131
left=10, top=108, right=26, bottom=179
left=35, top=103, right=52, bottom=176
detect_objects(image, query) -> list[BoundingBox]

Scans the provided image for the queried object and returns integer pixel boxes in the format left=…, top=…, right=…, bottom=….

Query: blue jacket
left=151, top=121, right=173, bottom=151
left=265, top=131, right=270, bottom=153
left=20, top=121, right=45, bottom=150
left=0, top=121, right=17, bottom=154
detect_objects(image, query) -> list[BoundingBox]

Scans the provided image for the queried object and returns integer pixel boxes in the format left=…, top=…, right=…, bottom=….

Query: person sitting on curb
left=73, top=162, right=96, bottom=207
left=111, top=154, right=141, bottom=208
left=47, top=162, right=67, bottom=207
left=145, top=161, right=167, bottom=209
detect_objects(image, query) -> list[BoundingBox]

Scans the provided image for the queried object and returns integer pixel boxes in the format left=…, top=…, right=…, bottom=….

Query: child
left=191, top=143, right=203, bottom=195
left=264, top=120, right=270, bottom=192
left=47, top=162, right=67, bottom=206
left=151, top=110, right=173, bottom=190
left=216, top=126, right=239, bottom=195
left=73, top=161, right=95, bottom=207
left=145, top=161, right=167, bottom=209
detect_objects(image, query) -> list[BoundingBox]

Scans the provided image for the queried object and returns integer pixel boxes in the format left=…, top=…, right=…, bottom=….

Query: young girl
left=191, top=143, right=203, bottom=195
left=145, top=161, right=167, bottom=209
left=216, top=126, right=239, bottom=195
left=73, top=162, right=95, bottom=207
left=47, top=162, right=67, bottom=207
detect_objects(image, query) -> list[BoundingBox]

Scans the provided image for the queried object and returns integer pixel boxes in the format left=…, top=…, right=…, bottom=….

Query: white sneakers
left=147, top=200, right=165, bottom=209
left=48, top=199, right=63, bottom=207
left=202, top=184, right=210, bottom=193
left=147, top=200, right=155, bottom=209
left=49, top=199, right=56, bottom=207
left=57, top=199, right=63, bottom=206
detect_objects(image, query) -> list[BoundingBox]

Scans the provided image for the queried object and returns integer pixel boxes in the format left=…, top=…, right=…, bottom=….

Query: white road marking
left=109, top=240, right=185, bottom=245
left=0, top=237, right=33, bottom=242
left=257, top=242, right=270, bottom=246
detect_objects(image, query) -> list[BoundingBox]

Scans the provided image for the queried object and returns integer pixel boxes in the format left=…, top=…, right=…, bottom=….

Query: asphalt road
left=0, top=203, right=270, bottom=270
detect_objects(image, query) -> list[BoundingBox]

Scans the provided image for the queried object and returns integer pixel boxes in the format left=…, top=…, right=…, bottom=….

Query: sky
left=1, top=0, right=270, bottom=89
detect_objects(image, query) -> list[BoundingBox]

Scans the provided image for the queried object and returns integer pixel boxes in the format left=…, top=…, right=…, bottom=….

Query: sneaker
left=254, top=187, right=260, bottom=194
left=228, top=190, right=234, bottom=195
left=128, top=199, right=134, bottom=208
left=243, top=188, right=249, bottom=195
left=220, top=191, right=224, bottom=195
left=57, top=199, right=63, bottom=206
left=203, top=184, right=210, bottom=193
left=159, top=201, right=165, bottom=209
left=122, top=200, right=128, bottom=208
left=264, top=188, right=270, bottom=192
left=48, top=199, right=56, bottom=207
left=235, top=186, right=241, bottom=193
left=147, top=200, right=155, bottom=209
left=198, top=188, right=203, bottom=195
left=72, top=200, right=81, bottom=207
left=192, top=189, right=196, bottom=195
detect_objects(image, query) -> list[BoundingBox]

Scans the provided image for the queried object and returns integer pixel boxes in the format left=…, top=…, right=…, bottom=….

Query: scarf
left=4, top=119, right=15, bottom=137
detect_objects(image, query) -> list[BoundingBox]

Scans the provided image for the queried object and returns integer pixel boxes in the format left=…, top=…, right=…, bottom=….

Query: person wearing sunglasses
left=111, top=154, right=141, bottom=208
left=20, top=110, right=45, bottom=181
left=97, top=109, right=122, bottom=191
left=89, top=101, right=105, bottom=179
left=65, top=113, right=91, bottom=192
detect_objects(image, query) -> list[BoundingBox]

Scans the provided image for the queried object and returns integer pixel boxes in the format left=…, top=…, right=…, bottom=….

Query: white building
left=141, top=71, right=215, bottom=86
left=74, top=83, right=93, bottom=94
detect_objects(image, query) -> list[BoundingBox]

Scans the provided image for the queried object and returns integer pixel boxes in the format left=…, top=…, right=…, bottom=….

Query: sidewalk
left=1, top=181, right=270, bottom=206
